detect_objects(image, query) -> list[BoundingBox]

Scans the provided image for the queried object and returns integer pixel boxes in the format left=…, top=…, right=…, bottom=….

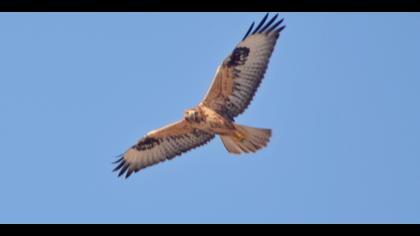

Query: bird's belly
left=191, top=105, right=235, bottom=135
left=194, top=118, right=234, bottom=136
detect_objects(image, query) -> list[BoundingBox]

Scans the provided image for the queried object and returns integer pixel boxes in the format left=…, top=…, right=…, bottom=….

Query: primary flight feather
left=114, top=13, right=286, bottom=178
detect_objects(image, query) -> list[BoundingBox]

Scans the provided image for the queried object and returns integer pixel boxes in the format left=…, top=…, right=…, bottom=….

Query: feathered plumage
left=114, top=13, right=285, bottom=178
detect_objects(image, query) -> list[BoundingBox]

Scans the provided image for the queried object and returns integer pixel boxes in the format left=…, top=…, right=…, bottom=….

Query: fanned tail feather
left=220, top=124, right=272, bottom=154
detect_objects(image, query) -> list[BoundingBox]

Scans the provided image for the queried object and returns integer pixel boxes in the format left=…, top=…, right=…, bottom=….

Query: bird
left=113, top=13, right=286, bottom=178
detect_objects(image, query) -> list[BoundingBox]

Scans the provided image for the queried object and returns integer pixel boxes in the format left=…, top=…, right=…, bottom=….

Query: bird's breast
left=194, top=106, right=235, bottom=135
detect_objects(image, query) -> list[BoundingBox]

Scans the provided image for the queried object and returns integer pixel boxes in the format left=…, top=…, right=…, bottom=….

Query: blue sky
left=0, top=13, right=419, bottom=223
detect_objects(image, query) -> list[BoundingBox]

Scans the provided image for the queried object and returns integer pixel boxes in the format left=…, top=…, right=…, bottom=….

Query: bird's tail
left=220, top=124, right=272, bottom=154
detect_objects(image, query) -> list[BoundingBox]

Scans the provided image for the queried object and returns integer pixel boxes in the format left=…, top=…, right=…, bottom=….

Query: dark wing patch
left=113, top=129, right=214, bottom=178
left=134, top=137, right=160, bottom=151
left=226, top=47, right=250, bottom=67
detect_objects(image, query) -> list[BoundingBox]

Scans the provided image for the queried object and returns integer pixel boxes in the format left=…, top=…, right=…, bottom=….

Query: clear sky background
left=0, top=13, right=419, bottom=223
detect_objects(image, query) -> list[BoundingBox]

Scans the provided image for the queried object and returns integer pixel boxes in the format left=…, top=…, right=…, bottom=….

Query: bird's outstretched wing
left=201, top=13, right=285, bottom=121
left=113, top=120, right=215, bottom=178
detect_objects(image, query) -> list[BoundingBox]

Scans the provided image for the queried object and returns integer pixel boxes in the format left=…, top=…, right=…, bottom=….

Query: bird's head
left=184, top=108, right=202, bottom=123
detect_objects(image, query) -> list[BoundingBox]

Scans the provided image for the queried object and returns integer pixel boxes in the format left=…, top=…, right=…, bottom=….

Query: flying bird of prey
left=114, top=13, right=286, bottom=178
